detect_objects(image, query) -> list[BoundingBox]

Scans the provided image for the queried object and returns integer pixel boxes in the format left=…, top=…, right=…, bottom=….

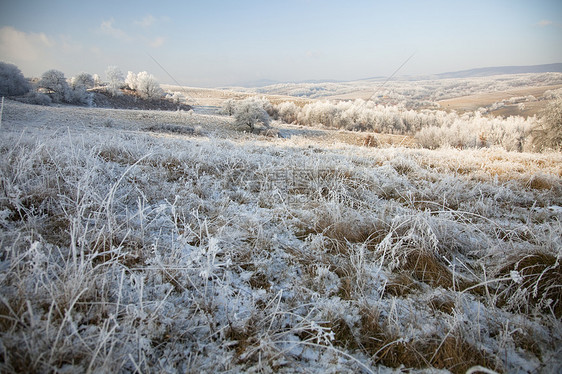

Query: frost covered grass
left=0, top=100, right=561, bottom=373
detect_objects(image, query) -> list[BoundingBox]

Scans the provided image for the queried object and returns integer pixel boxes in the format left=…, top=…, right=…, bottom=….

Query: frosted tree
left=71, top=73, right=94, bottom=89
left=0, top=62, right=31, bottom=96
left=234, top=98, right=271, bottom=132
left=105, top=66, right=124, bottom=96
left=135, top=71, right=164, bottom=100
left=37, top=69, right=71, bottom=103
left=221, top=98, right=236, bottom=115
left=68, top=73, right=94, bottom=106
left=125, top=71, right=138, bottom=90
left=532, top=97, right=562, bottom=151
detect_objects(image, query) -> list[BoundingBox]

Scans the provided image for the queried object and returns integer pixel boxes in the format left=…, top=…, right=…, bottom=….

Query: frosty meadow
left=0, top=62, right=561, bottom=373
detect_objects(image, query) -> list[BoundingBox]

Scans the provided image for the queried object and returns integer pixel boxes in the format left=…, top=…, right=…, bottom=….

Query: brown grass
left=385, top=272, right=421, bottom=297
left=429, top=295, right=456, bottom=315
left=353, top=306, right=498, bottom=373
left=362, top=134, right=380, bottom=147
left=499, top=251, right=562, bottom=317
left=402, top=250, right=454, bottom=289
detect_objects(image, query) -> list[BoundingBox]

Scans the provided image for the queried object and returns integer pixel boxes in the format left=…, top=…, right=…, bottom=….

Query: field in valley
left=0, top=72, right=561, bottom=373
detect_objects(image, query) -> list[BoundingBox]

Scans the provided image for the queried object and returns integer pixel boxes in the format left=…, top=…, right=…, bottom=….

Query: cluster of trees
left=0, top=61, right=165, bottom=106
left=223, top=95, right=560, bottom=152
left=125, top=70, right=164, bottom=99
left=271, top=99, right=455, bottom=134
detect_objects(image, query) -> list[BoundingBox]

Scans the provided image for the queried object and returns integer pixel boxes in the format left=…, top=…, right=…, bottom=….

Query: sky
left=1, top=0, right=561, bottom=87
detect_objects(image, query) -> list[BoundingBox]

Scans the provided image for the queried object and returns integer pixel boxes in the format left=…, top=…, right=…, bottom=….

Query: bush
left=233, top=98, right=271, bottom=132
left=532, top=98, right=562, bottom=151
left=37, top=69, right=71, bottom=103
left=19, top=91, right=52, bottom=106
left=221, top=98, right=236, bottom=115
left=0, top=62, right=31, bottom=96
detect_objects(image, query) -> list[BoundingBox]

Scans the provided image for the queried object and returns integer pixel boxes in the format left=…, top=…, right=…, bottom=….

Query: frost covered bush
left=20, top=91, right=52, bottom=106
left=276, top=99, right=454, bottom=133
left=223, top=97, right=272, bottom=132
left=220, top=98, right=236, bottom=115
left=532, top=97, right=562, bottom=151
left=0, top=61, right=31, bottom=96
left=234, top=98, right=271, bottom=132
left=276, top=101, right=299, bottom=124
left=271, top=98, right=534, bottom=151
left=105, top=65, right=124, bottom=96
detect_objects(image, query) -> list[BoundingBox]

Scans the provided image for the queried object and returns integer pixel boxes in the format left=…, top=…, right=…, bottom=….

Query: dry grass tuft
left=499, top=251, right=562, bottom=317
left=527, top=174, right=557, bottom=190
left=362, top=134, right=380, bottom=147
left=402, top=250, right=455, bottom=289
left=98, top=147, right=138, bottom=165
left=429, top=294, right=456, bottom=315
left=357, top=305, right=498, bottom=373
left=385, top=272, right=421, bottom=297
left=427, top=335, right=498, bottom=374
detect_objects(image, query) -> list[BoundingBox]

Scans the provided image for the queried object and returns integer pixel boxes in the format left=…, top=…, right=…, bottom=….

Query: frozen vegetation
left=0, top=98, right=561, bottom=373
left=250, top=73, right=562, bottom=103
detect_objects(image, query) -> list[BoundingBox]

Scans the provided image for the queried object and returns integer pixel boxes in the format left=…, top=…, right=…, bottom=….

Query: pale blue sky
left=1, top=0, right=561, bottom=87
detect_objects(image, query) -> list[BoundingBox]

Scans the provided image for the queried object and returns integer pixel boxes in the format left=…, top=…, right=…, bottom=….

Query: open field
left=161, top=85, right=312, bottom=110
left=1, top=99, right=561, bottom=373
left=437, top=85, right=562, bottom=117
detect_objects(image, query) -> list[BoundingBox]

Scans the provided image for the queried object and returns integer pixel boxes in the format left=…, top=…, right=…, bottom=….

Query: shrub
left=532, top=97, right=562, bottom=151
left=233, top=98, right=271, bottom=132
left=20, top=91, right=52, bottom=105
left=0, top=62, right=31, bottom=96
left=220, top=98, right=236, bottom=115
left=276, top=101, right=298, bottom=123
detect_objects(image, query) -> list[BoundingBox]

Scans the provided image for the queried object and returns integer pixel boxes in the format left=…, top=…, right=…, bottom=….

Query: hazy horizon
left=1, top=0, right=561, bottom=87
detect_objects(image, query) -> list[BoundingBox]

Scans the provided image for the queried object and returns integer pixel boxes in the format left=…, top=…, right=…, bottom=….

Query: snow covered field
left=0, top=99, right=561, bottom=373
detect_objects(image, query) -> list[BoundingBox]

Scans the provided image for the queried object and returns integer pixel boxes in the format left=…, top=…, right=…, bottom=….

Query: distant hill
left=432, top=63, right=562, bottom=79
left=231, top=63, right=562, bottom=88
left=231, top=78, right=341, bottom=88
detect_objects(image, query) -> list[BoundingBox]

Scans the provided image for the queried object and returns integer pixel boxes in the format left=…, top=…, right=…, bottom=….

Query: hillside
left=0, top=99, right=561, bottom=373
left=433, top=63, right=562, bottom=79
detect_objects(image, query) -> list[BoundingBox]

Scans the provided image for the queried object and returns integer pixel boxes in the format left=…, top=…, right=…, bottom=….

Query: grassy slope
left=0, top=100, right=561, bottom=373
